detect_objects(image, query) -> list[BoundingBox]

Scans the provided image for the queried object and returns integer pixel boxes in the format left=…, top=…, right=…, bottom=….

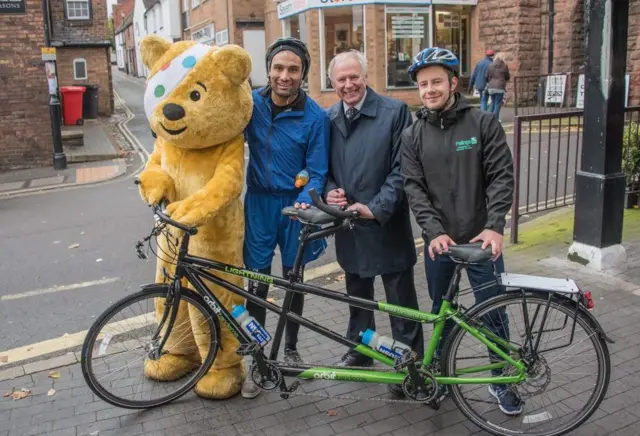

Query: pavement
left=1, top=207, right=640, bottom=436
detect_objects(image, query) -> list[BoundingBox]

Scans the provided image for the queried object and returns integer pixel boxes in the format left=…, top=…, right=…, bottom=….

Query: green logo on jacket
left=456, top=136, right=477, bottom=151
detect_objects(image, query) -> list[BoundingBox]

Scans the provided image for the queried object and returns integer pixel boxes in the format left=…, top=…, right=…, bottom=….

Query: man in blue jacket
left=242, top=37, right=330, bottom=398
left=468, top=49, right=494, bottom=111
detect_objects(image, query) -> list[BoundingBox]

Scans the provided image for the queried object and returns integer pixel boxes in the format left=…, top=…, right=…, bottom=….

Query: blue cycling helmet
left=408, top=47, right=460, bottom=81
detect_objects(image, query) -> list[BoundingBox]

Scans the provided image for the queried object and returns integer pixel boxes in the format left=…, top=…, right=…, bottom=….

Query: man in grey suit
left=324, top=50, right=423, bottom=396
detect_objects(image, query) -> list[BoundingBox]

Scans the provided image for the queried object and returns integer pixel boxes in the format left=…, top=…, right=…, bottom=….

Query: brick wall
left=56, top=47, right=113, bottom=115
left=113, top=0, right=135, bottom=30
left=229, top=0, right=264, bottom=45
left=629, top=0, right=640, bottom=106
left=0, top=0, right=53, bottom=170
left=185, top=0, right=228, bottom=42
left=50, top=0, right=110, bottom=42
left=264, top=0, right=282, bottom=45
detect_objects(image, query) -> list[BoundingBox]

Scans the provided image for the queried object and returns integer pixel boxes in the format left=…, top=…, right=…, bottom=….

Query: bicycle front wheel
left=442, top=291, right=610, bottom=436
left=81, top=287, right=219, bottom=409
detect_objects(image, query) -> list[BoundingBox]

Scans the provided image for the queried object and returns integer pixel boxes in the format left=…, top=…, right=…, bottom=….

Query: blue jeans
left=490, top=92, right=504, bottom=119
left=480, top=89, right=489, bottom=111
left=425, top=249, right=509, bottom=376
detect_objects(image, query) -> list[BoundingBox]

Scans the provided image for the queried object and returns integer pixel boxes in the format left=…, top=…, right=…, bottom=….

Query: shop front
left=270, top=0, right=477, bottom=107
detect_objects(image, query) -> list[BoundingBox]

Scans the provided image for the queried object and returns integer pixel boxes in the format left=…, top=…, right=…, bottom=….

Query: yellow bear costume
left=137, top=35, right=252, bottom=399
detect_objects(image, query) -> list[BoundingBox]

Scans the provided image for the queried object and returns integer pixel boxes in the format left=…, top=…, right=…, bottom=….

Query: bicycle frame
left=167, top=231, right=526, bottom=387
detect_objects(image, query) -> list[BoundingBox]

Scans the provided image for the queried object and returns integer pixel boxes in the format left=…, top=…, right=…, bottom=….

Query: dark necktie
left=345, top=107, right=359, bottom=121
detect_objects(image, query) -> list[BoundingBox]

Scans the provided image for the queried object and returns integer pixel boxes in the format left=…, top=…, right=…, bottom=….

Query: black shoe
left=387, top=383, right=404, bottom=396
left=284, top=348, right=304, bottom=365
left=336, top=352, right=373, bottom=367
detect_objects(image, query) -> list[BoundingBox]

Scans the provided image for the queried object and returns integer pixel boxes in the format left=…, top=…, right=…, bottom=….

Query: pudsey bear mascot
left=136, top=34, right=253, bottom=400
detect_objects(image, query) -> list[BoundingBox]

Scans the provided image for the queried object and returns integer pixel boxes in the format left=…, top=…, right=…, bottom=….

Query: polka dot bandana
left=144, top=43, right=212, bottom=121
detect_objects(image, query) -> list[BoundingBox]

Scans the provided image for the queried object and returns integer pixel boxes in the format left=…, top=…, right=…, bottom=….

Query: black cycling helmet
left=265, top=37, right=311, bottom=81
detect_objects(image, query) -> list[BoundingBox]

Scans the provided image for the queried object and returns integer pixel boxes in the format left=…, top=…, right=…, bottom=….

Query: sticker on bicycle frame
left=523, top=411, right=553, bottom=424
left=98, top=333, right=113, bottom=356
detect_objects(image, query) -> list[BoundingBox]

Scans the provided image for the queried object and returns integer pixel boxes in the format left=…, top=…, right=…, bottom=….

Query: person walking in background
left=485, top=52, right=510, bottom=121
left=468, top=49, right=494, bottom=111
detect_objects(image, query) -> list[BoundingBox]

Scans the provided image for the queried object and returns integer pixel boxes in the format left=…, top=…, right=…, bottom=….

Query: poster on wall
left=544, top=74, right=567, bottom=105
left=391, top=15, right=424, bottom=38
left=576, top=73, right=630, bottom=109
left=0, top=0, right=26, bottom=14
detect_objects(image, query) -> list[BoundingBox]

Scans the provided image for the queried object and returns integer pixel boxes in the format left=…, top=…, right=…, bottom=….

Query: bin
left=60, top=86, right=86, bottom=125
left=80, top=84, right=99, bottom=119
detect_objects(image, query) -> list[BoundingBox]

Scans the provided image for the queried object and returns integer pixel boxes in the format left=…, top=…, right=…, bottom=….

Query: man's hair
left=328, top=50, right=367, bottom=81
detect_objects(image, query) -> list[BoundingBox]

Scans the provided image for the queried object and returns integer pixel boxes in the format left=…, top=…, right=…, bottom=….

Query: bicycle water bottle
left=359, top=329, right=411, bottom=360
left=231, top=305, right=271, bottom=346
left=294, top=170, right=309, bottom=188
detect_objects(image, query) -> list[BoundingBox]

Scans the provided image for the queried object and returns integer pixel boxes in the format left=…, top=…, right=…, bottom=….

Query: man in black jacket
left=401, top=47, right=522, bottom=415
left=325, top=50, right=423, bottom=396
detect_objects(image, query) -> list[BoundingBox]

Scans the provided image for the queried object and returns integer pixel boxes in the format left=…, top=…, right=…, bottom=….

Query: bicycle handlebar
left=308, top=188, right=360, bottom=220
left=134, top=179, right=198, bottom=235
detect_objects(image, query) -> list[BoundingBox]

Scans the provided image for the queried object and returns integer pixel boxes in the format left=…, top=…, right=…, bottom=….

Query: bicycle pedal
left=279, top=380, right=300, bottom=399
left=236, top=342, right=261, bottom=356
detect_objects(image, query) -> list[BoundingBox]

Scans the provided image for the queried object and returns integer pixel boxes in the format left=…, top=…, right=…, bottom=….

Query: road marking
left=1, top=278, right=120, bottom=301
left=0, top=312, right=153, bottom=368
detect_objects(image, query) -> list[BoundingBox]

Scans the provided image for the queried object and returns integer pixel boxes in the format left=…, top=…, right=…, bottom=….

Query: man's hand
left=346, top=203, right=375, bottom=219
left=470, top=229, right=504, bottom=260
left=326, top=188, right=348, bottom=208
left=428, top=235, right=456, bottom=260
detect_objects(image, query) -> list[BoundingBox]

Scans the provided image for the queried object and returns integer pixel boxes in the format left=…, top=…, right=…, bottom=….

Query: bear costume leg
left=144, top=235, right=202, bottom=381
left=192, top=275, right=246, bottom=399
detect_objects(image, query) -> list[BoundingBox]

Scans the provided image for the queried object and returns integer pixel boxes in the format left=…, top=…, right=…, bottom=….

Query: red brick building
left=0, top=0, right=113, bottom=170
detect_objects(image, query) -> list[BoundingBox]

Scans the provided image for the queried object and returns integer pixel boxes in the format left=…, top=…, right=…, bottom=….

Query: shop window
left=385, top=7, right=431, bottom=88
left=74, top=58, right=88, bottom=80
left=322, top=6, right=365, bottom=90
left=66, top=0, right=90, bottom=20
left=434, top=10, right=470, bottom=77
left=283, top=13, right=309, bottom=89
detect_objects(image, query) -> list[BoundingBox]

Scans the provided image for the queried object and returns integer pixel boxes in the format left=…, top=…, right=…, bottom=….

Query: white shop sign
left=576, top=73, right=630, bottom=109
left=544, top=74, right=567, bottom=105
left=191, top=24, right=215, bottom=44
left=277, top=0, right=436, bottom=19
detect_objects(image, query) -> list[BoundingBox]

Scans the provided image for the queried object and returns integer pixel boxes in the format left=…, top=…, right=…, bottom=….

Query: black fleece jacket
left=401, top=93, right=514, bottom=243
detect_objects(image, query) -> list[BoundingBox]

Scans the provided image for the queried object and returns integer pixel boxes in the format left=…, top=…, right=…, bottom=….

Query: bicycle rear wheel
left=442, top=291, right=610, bottom=436
left=81, top=287, right=219, bottom=409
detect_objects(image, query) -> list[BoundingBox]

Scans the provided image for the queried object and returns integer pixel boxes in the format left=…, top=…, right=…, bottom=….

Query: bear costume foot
left=144, top=353, right=201, bottom=382
left=194, top=363, right=246, bottom=400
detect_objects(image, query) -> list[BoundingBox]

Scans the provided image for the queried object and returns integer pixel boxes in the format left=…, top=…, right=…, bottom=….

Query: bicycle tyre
left=81, top=287, right=220, bottom=409
left=442, top=291, right=610, bottom=436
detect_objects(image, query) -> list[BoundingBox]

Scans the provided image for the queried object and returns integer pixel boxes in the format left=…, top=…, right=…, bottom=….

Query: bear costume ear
left=212, top=45, right=252, bottom=86
left=140, top=35, right=172, bottom=70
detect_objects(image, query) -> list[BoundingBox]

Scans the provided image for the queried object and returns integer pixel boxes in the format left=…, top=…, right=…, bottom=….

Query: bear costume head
left=140, top=35, right=253, bottom=149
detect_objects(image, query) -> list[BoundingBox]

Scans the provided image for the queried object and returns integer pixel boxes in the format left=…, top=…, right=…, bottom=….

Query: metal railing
left=509, top=106, right=640, bottom=243
left=513, top=73, right=580, bottom=116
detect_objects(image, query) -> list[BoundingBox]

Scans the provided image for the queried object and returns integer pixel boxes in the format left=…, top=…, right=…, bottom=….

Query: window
left=66, top=0, right=90, bottom=20
left=73, top=58, right=87, bottom=80
left=321, top=6, right=365, bottom=90
left=434, top=9, right=470, bottom=76
left=158, top=6, right=163, bottom=29
left=192, top=0, right=200, bottom=9
left=215, top=29, right=228, bottom=46
left=182, top=0, right=188, bottom=11
left=135, top=22, right=139, bottom=36
left=385, top=7, right=431, bottom=88
left=283, top=13, right=308, bottom=89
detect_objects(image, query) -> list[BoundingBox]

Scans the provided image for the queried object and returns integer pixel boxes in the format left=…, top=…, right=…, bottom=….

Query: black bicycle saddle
left=446, top=243, right=494, bottom=263
left=281, top=206, right=338, bottom=225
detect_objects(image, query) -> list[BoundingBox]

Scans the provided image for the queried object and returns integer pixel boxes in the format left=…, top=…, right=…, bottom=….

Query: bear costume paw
left=143, top=353, right=202, bottom=382
left=194, top=363, right=246, bottom=400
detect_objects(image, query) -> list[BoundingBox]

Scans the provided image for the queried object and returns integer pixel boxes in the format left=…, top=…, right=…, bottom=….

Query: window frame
left=384, top=5, right=433, bottom=90
left=64, top=0, right=92, bottom=21
left=320, top=6, right=366, bottom=92
left=73, top=58, right=88, bottom=80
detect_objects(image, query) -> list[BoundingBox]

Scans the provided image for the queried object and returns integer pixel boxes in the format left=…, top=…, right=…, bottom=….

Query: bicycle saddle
left=446, top=243, right=494, bottom=263
left=281, top=206, right=338, bottom=225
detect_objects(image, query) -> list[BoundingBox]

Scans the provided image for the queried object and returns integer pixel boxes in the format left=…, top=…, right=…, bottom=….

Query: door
left=460, top=16, right=470, bottom=77
left=243, top=30, right=268, bottom=87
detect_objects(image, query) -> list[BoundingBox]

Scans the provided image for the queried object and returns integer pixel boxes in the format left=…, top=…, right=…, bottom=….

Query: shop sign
left=576, top=73, right=630, bottom=109
left=0, top=0, right=26, bottom=14
left=277, top=0, right=435, bottom=19
left=191, top=24, right=215, bottom=44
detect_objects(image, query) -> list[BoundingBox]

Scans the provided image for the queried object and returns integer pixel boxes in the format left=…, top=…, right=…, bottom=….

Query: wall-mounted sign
left=277, top=0, right=435, bottom=19
left=576, top=73, right=630, bottom=109
left=41, top=47, right=57, bottom=61
left=191, top=23, right=214, bottom=44
left=0, top=0, right=26, bottom=14
left=544, top=74, right=567, bottom=105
